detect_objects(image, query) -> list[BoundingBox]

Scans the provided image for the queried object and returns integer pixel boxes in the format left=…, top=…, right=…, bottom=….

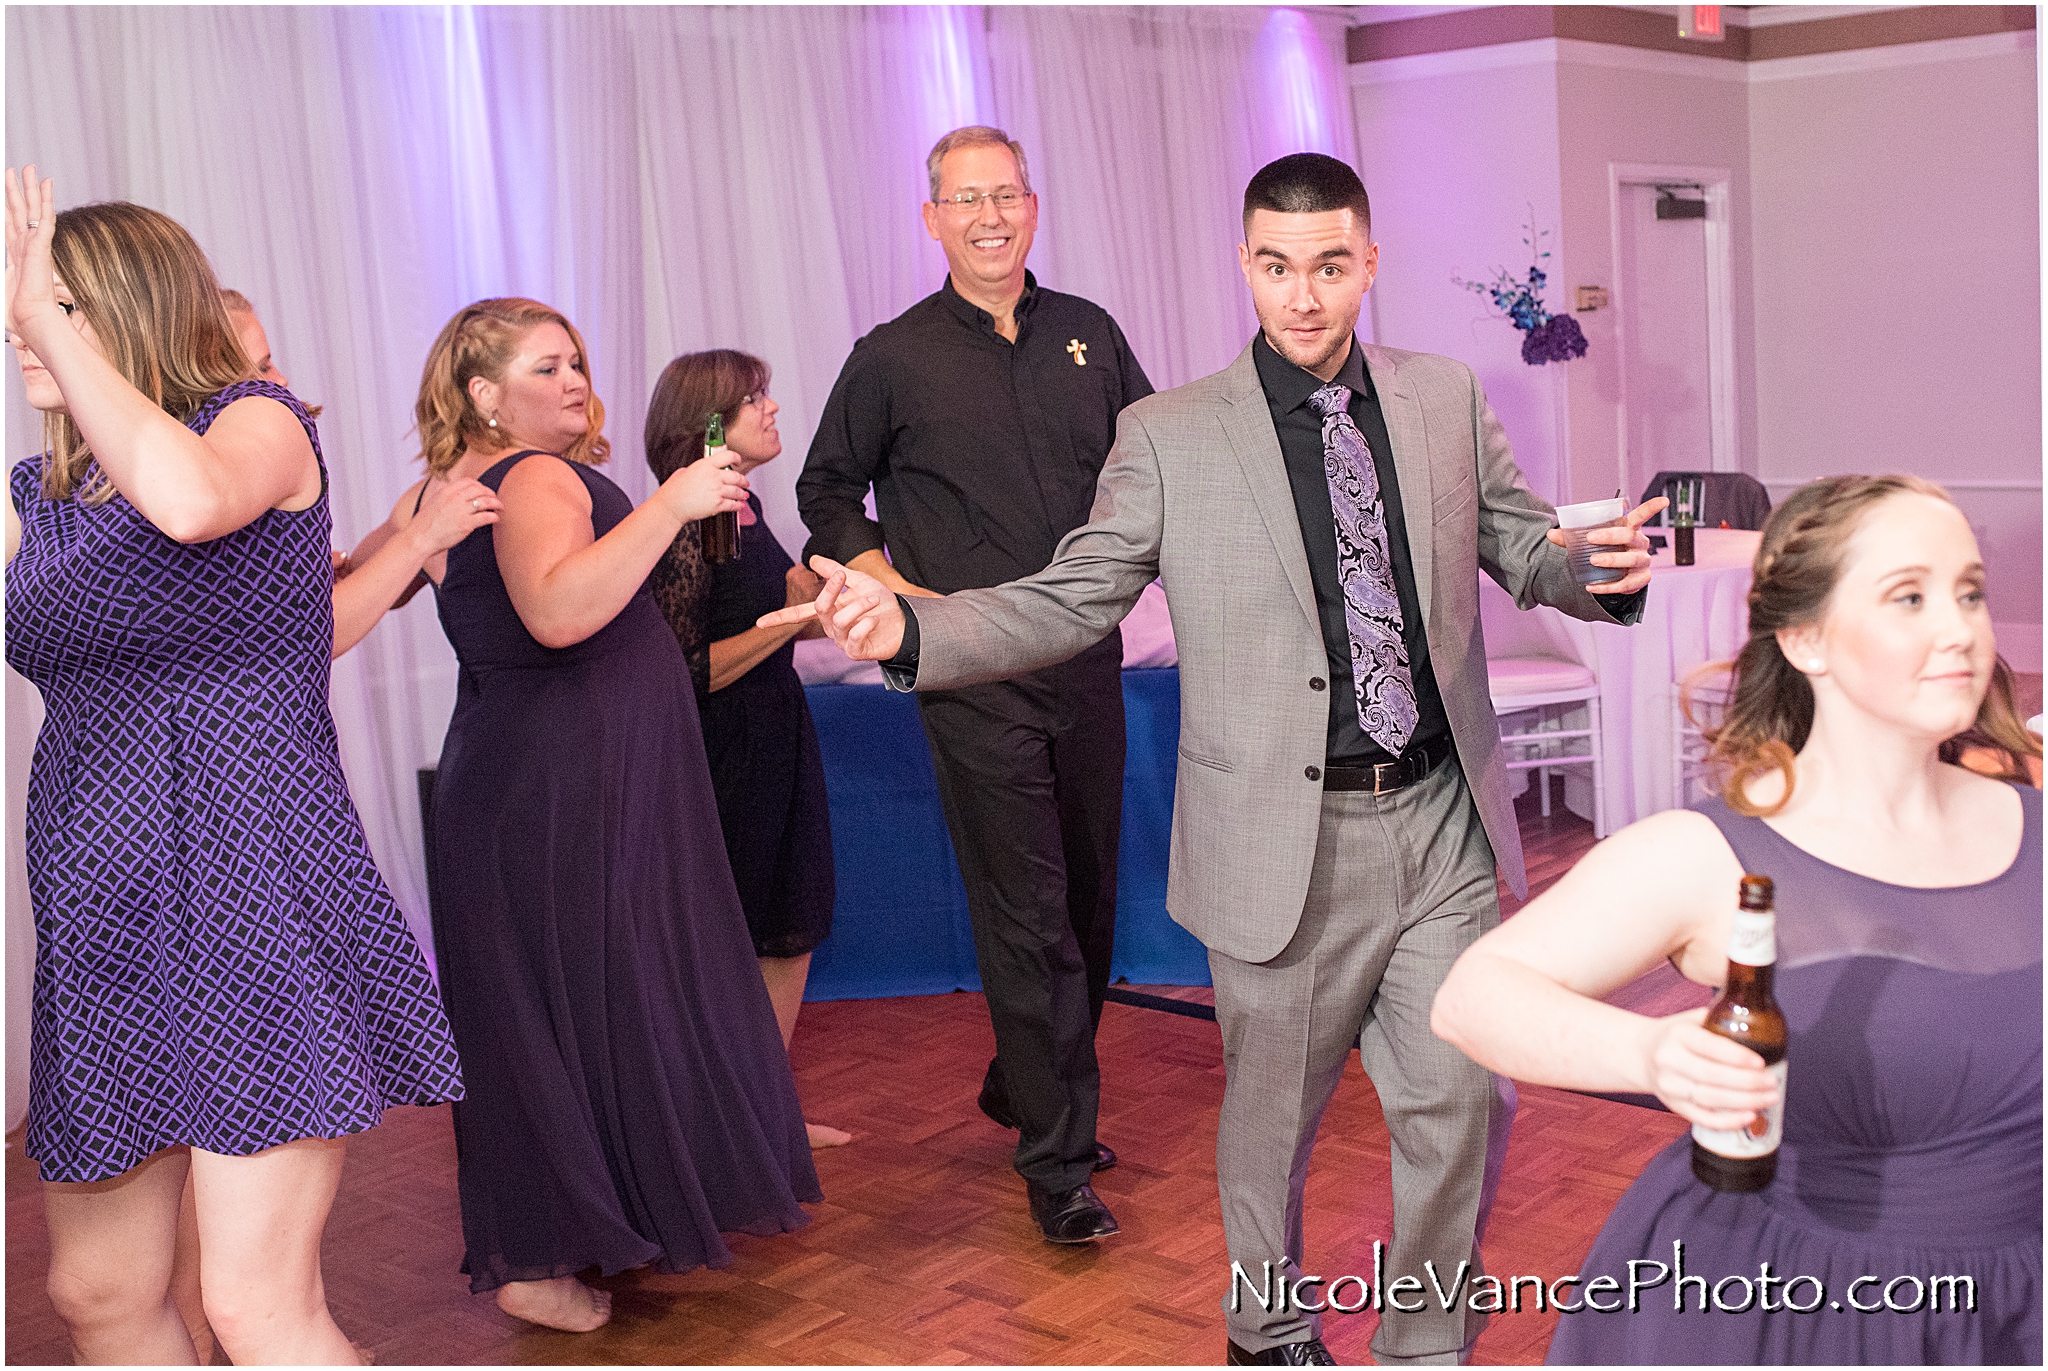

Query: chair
left=1671, top=665, right=1734, bottom=810
left=1488, top=656, right=1607, bottom=839
left=1639, top=471, right=1773, bottom=530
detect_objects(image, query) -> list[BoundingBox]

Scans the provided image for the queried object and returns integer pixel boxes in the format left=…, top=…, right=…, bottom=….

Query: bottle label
left=1691, top=1060, right=1787, bottom=1158
left=1727, top=908, right=1776, bottom=966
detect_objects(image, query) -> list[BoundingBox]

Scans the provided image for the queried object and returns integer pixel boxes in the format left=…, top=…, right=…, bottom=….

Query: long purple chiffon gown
left=6, top=381, right=463, bottom=1183
left=1549, top=786, right=2041, bottom=1365
left=425, top=450, right=819, bottom=1293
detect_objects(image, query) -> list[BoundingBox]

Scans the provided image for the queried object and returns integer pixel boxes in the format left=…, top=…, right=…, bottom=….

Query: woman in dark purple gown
left=1435, top=475, right=2040, bottom=1364
left=396, top=299, right=818, bottom=1334
left=4, top=174, right=462, bottom=1364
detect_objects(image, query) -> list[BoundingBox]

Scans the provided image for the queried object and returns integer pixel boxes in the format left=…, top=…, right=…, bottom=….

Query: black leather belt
left=1322, top=733, right=1456, bottom=795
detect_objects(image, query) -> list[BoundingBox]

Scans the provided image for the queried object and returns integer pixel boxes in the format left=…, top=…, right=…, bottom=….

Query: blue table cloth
left=803, top=666, right=1211, bottom=1000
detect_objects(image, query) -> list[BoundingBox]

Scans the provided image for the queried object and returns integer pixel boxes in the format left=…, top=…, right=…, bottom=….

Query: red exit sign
left=1678, top=5, right=1725, bottom=41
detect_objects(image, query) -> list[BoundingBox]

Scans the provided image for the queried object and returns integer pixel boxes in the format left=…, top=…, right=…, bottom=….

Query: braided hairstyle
left=1695, top=474, right=2039, bottom=815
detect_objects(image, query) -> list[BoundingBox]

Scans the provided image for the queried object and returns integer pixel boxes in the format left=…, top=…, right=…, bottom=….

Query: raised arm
left=770, top=403, right=1166, bottom=687
left=330, top=475, right=503, bottom=658
left=6, top=168, right=318, bottom=543
left=1429, top=809, right=1779, bottom=1131
left=1460, top=361, right=1658, bottom=621
left=494, top=451, right=745, bottom=650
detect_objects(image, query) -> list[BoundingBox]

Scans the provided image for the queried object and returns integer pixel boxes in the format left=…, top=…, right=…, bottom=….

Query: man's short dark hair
left=1242, top=153, right=1371, bottom=236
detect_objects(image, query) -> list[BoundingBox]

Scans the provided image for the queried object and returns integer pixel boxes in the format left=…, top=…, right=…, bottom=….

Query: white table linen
left=1478, top=529, right=1759, bottom=832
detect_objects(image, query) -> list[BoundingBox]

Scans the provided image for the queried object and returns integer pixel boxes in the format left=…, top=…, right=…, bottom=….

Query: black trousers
left=916, top=631, right=1125, bottom=1191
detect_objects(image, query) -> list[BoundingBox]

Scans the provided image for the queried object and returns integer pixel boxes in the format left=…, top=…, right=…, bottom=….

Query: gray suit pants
left=1209, top=758, right=1517, bottom=1364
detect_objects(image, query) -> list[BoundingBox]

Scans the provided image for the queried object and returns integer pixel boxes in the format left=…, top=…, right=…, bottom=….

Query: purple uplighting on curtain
left=910, top=6, right=993, bottom=151
left=1254, top=7, right=1341, bottom=160
left=439, top=6, right=509, bottom=303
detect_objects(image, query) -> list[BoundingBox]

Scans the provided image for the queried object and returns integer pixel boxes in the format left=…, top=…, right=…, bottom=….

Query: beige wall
left=1350, top=46, right=1569, bottom=504
left=1749, top=36, right=2041, bottom=661
left=1555, top=48, right=1757, bottom=508
left=1349, top=28, right=2040, bottom=665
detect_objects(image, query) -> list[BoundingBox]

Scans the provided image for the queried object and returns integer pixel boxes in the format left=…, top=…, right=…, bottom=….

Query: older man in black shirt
left=797, top=126, right=1153, bottom=1244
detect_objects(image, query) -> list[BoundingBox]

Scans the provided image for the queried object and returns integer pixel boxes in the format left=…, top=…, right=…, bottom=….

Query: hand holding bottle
left=655, top=444, right=746, bottom=525
left=1641, top=1005, right=1781, bottom=1132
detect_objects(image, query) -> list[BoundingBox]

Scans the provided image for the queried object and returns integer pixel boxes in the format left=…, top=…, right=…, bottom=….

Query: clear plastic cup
left=1556, top=498, right=1629, bottom=585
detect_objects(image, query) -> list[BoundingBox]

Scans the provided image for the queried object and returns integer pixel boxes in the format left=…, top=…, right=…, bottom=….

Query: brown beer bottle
left=700, top=411, right=740, bottom=564
left=1690, top=873, right=1789, bottom=1192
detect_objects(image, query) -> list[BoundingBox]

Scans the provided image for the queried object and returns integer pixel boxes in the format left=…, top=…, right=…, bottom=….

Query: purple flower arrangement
left=1522, top=313, right=1588, bottom=365
left=1454, top=220, right=1589, bottom=367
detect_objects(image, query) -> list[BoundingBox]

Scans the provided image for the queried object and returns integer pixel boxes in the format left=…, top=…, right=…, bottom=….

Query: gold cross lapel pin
left=1066, top=338, right=1088, bottom=366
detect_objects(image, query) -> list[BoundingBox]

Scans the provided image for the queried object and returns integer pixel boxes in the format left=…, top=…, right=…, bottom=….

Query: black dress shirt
left=1252, top=332, right=1452, bottom=767
left=888, top=331, right=1644, bottom=740
left=798, top=272, right=1153, bottom=594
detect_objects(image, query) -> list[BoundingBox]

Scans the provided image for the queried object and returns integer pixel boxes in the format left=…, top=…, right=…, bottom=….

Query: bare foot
left=494, top=1276, right=613, bottom=1332
left=806, top=1121, right=852, bottom=1149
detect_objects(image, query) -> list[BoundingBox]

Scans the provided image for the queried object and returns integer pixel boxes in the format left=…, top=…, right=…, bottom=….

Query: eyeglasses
left=739, top=388, right=770, bottom=408
left=934, top=189, right=1029, bottom=212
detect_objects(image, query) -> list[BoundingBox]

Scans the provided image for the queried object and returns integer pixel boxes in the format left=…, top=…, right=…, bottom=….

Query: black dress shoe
left=980, top=1082, right=1118, bottom=1173
left=1225, top=1337, right=1337, bottom=1365
left=1026, top=1181, right=1120, bottom=1243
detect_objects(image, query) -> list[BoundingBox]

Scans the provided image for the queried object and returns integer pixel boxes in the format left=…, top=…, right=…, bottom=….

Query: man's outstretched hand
left=1545, top=495, right=1667, bottom=596
left=757, top=555, right=906, bottom=661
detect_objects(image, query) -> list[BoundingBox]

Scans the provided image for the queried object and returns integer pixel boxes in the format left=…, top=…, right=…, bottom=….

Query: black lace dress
left=651, top=495, right=835, bottom=959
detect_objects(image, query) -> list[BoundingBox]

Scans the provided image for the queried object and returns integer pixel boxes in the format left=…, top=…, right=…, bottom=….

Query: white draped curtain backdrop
left=2, top=5, right=1357, bottom=1127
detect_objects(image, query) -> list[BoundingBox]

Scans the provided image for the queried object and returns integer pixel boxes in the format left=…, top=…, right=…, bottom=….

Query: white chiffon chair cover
left=1475, top=531, right=1758, bottom=834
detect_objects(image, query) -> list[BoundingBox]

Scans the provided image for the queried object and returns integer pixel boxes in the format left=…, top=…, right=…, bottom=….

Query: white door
left=1615, top=182, right=1714, bottom=507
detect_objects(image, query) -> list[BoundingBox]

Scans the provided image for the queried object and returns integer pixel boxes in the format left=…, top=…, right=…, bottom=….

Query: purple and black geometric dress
left=6, top=380, right=463, bottom=1184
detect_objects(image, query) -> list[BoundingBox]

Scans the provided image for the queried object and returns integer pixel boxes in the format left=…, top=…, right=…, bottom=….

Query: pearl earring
left=1807, top=659, right=1823, bottom=672
left=488, top=414, right=499, bottom=429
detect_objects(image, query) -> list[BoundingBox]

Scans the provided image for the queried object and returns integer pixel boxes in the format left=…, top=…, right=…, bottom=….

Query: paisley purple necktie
left=1308, top=382, right=1418, bottom=756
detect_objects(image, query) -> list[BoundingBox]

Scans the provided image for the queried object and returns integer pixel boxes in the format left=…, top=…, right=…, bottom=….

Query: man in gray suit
left=768, top=154, right=1662, bottom=1365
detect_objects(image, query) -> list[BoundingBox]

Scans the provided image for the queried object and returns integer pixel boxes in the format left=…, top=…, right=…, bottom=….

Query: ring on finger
left=470, top=498, right=480, bottom=512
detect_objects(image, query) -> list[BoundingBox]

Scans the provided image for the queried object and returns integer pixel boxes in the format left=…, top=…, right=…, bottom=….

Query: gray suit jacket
left=898, top=341, right=1639, bottom=964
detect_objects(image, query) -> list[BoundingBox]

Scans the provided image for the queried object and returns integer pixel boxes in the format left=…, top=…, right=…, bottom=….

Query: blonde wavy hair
left=1692, top=474, right=2039, bottom=816
left=414, top=298, right=608, bottom=476
left=40, top=202, right=251, bottom=502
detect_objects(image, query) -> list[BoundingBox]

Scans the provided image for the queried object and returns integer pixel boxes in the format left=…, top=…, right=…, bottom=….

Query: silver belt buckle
left=1372, top=759, right=1401, bottom=795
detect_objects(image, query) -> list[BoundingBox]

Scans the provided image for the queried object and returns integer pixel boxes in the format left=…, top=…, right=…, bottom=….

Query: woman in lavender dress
left=1435, top=475, right=2040, bottom=1363
left=3, top=172, right=463, bottom=1364
left=395, top=300, right=818, bottom=1334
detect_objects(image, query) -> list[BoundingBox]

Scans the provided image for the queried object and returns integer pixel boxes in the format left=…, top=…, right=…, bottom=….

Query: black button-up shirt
left=1252, top=331, right=1452, bottom=767
left=798, top=272, right=1153, bottom=593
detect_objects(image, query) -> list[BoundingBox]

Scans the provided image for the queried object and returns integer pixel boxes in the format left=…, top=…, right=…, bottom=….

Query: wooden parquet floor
left=7, top=788, right=1706, bottom=1366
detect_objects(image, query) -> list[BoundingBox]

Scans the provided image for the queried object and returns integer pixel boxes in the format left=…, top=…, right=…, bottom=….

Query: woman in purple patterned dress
left=3, top=171, right=463, bottom=1364
left=393, top=299, right=819, bottom=1334
left=1434, top=476, right=2040, bottom=1364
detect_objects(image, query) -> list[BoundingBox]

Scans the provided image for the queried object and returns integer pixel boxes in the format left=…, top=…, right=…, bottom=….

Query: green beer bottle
left=701, top=411, right=740, bottom=564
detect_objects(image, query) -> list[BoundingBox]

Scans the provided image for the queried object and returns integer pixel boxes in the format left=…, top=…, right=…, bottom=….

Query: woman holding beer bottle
left=645, top=350, right=850, bottom=1149
left=1433, top=475, right=2040, bottom=1364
